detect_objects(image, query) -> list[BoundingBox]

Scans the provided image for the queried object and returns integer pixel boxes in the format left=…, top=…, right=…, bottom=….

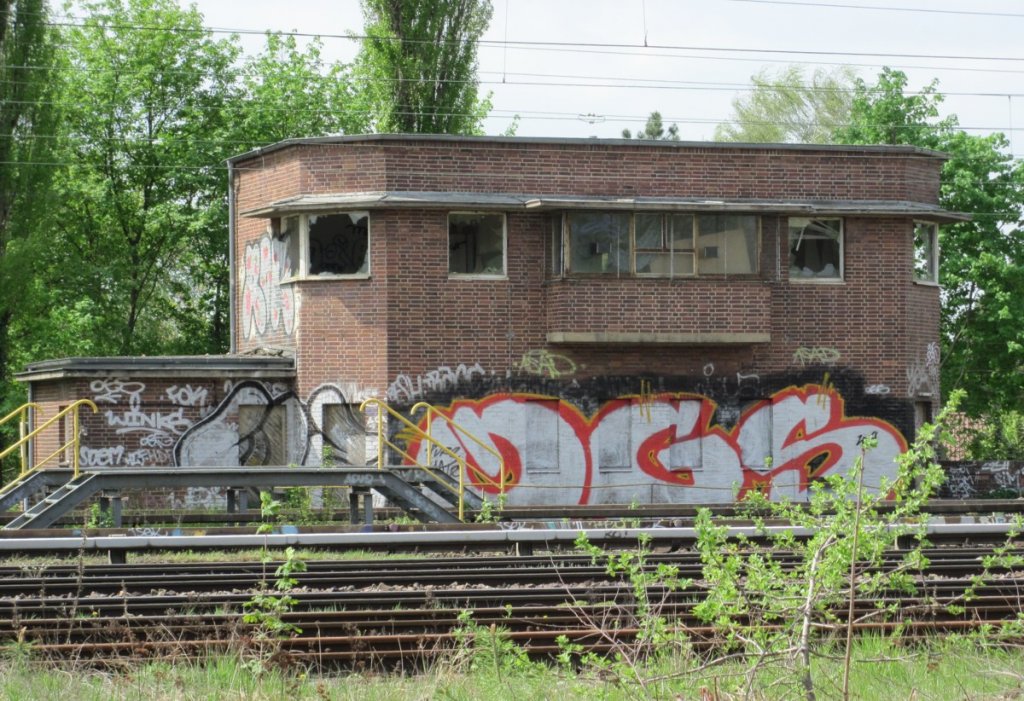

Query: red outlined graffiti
left=404, top=384, right=907, bottom=506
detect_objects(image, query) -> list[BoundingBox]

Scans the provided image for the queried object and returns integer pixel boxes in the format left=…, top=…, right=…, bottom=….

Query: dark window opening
left=308, top=213, right=369, bottom=275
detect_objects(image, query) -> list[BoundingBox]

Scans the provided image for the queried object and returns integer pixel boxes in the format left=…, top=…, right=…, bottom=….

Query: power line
left=723, top=0, right=1024, bottom=19
left=38, top=18, right=1024, bottom=65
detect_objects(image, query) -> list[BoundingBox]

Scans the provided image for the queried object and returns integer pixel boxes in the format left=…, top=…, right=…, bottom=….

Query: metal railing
left=360, top=398, right=473, bottom=521
left=410, top=401, right=507, bottom=495
left=0, top=402, right=42, bottom=476
left=0, top=399, right=99, bottom=484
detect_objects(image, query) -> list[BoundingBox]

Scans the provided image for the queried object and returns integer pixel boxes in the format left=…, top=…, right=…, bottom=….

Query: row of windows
left=269, top=212, right=939, bottom=283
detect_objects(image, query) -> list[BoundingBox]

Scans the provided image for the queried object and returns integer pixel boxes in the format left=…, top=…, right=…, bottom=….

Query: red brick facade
left=15, top=136, right=956, bottom=507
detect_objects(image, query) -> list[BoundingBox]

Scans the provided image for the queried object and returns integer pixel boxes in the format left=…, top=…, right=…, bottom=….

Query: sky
left=178, top=0, right=1024, bottom=154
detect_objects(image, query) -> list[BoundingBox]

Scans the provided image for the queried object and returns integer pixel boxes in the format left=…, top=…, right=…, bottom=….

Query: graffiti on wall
left=943, top=461, right=1024, bottom=499
left=174, top=380, right=375, bottom=469
left=404, top=384, right=907, bottom=506
left=516, top=350, right=578, bottom=379
left=83, top=379, right=213, bottom=468
left=241, top=234, right=296, bottom=340
left=386, top=363, right=488, bottom=403
left=792, top=347, right=841, bottom=367
left=907, top=342, right=940, bottom=397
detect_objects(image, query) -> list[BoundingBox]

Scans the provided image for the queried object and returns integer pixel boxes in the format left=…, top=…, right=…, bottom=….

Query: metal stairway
left=4, top=472, right=100, bottom=529
left=400, top=466, right=485, bottom=511
left=0, top=469, right=74, bottom=514
left=374, top=470, right=465, bottom=523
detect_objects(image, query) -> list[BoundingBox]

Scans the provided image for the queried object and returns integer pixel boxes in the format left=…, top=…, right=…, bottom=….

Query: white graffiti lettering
left=90, top=378, right=145, bottom=406
left=79, top=446, right=125, bottom=467
left=166, top=384, right=208, bottom=407
left=865, top=384, right=891, bottom=395
left=907, top=342, right=941, bottom=396
left=386, top=363, right=487, bottom=403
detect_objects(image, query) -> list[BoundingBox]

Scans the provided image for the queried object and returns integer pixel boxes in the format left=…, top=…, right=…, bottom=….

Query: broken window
left=913, top=221, right=939, bottom=283
left=788, top=217, right=842, bottom=280
left=308, top=212, right=369, bottom=275
left=561, top=211, right=758, bottom=277
left=448, top=213, right=506, bottom=275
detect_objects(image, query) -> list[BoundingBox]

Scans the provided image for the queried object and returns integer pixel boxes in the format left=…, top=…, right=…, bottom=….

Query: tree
left=35, top=0, right=241, bottom=356
left=715, top=65, right=857, bottom=143
left=622, top=111, right=679, bottom=141
left=837, top=68, right=1024, bottom=417
left=355, top=0, right=493, bottom=134
left=231, top=33, right=368, bottom=146
left=0, top=0, right=57, bottom=438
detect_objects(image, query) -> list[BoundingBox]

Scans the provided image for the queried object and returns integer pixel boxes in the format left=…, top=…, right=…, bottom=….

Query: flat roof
left=17, top=355, right=295, bottom=382
left=227, top=133, right=950, bottom=166
left=242, top=191, right=969, bottom=223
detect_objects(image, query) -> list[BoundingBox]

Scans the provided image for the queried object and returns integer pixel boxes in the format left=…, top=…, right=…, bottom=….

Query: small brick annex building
left=18, top=134, right=965, bottom=508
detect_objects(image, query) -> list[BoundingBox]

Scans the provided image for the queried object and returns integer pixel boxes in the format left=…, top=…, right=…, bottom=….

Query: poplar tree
left=356, top=0, right=493, bottom=134
left=0, top=0, right=55, bottom=424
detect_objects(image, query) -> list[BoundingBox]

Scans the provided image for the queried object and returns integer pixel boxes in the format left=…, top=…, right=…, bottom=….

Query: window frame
left=447, top=211, right=508, bottom=279
left=787, top=217, right=844, bottom=284
left=276, top=211, right=371, bottom=281
left=913, top=220, right=939, bottom=285
left=556, top=211, right=761, bottom=279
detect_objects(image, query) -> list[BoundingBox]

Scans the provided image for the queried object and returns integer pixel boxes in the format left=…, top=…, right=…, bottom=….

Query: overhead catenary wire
left=722, top=0, right=1024, bottom=19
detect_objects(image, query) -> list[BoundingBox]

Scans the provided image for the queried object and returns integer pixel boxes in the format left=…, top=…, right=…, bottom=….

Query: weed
left=475, top=493, right=507, bottom=524
left=85, top=502, right=113, bottom=529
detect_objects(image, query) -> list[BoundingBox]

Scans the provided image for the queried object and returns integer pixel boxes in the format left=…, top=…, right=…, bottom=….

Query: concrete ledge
left=546, top=331, right=771, bottom=345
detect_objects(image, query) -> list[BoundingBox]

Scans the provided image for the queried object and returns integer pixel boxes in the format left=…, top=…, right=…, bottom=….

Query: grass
left=0, top=637, right=1021, bottom=700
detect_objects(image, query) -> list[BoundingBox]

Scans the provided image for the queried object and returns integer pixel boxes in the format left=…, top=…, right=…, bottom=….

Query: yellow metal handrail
left=359, top=398, right=470, bottom=521
left=0, top=402, right=42, bottom=476
left=410, top=401, right=507, bottom=495
left=0, top=399, right=99, bottom=480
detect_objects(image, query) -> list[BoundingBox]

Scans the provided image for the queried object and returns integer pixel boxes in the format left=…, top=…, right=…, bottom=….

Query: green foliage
left=716, top=65, right=857, bottom=143
left=692, top=391, right=960, bottom=700
left=724, top=64, right=1024, bottom=417
left=243, top=547, right=306, bottom=640
left=452, top=609, right=534, bottom=680
left=230, top=32, right=367, bottom=145
left=0, top=0, right=58, bottom=473
left=622, top=111, right=680, bottom=141
left=835, top=68, right=1024, bottom=416
left=40, top=0, right=240, bottom=356
left=2, top=0, right=368, bottom=403
left=85, top=502, right=114, bottom=529
left=474, top=493, right=506, bottom=523
left=965, top=410, right=1024, bottom=460
left=355, top=0, right=494, bottom=134
left=571, top=531, right=690, bottom=693
left=256, top=490, right=281, bottom=534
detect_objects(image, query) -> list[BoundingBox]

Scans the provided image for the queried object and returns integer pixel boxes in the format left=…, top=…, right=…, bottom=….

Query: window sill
left=789, top=277, right=844, bottom=285
left=282, top=273, right=371, bottom=284
left=912, top=279, right=941, bottom=288
left=447, top=274, right=508, bottom=281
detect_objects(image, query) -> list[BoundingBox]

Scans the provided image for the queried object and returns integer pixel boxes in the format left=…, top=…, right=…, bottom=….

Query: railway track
left=1, top=545, right=1021, bottom=668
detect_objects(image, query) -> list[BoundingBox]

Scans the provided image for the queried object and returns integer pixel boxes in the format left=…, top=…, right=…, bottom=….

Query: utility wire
left=723, top=0, right=1024, bottom=19
left=37, top=18, right=1024, bottom=65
